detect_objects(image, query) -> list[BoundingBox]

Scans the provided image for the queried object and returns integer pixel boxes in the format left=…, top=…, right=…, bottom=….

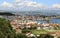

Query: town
left=0, top=14, right=60, bottom=38
left=0, top=0, right=60, bottom=38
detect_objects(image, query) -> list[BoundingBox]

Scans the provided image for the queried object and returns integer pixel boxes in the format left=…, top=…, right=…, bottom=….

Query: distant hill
left=16, top=10, right=60, bottom=16
left=0, top=12, right=15, bottom=16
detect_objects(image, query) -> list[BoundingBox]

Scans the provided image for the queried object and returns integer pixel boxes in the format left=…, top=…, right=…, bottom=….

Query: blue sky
left=0, top=0, right=60, bottom=11
left=0, top=0, right=13, bottom=3
left=0, top=0, right=60, bottom=5
left=31, top=0, right=60, bottom=7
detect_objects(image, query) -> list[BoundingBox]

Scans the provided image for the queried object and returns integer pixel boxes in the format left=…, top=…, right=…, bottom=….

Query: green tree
left=0, top=18, right=17, bottom=38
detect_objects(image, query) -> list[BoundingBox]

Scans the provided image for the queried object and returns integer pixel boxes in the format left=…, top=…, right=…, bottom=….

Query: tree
left=0, top=18, right=17, bottom=38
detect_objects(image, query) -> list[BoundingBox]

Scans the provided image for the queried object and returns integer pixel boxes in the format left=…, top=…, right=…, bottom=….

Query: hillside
left=0, top=12, right=15, bottom=16
left=0, top=18, right=17, bottom=38
left=0, top=18, right=27, bottom=38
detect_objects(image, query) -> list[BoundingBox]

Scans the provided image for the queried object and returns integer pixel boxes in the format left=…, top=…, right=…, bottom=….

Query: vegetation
left=0, top=18, right=17, bottom=38
left=31, top=30, right=48, bottom=35
left=0, top=12, right=15, bottom=16
left=0, top=18, right=60, bottom=38
left=0, top=18, right=28, bottom=38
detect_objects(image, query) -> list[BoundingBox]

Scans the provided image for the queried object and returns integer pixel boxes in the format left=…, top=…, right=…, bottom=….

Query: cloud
left=13, top=0, right=46, bottom=9
left=14, top=0, right=21, bottom=3
left=52, top=4, right=60, bottom=9
left=1, top=1, right=13, bottom=7
left=14, top=0, right=32, bottom=4
left=0, top=0, right=60, bottom=11
left=0, top=0, right=47, bottom=11
left=24, top=1, right=46, bottom=8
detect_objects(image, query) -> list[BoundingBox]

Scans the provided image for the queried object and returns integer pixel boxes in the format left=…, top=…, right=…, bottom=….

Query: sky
left=0, top=0, right=60, bottom=11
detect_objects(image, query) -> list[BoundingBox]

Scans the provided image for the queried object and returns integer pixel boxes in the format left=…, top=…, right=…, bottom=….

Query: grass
left=30, top=29, right=60, bottom=35
left=22, top=29, right=60, bottom=35
left=30, top=30, right=48, bottom=35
